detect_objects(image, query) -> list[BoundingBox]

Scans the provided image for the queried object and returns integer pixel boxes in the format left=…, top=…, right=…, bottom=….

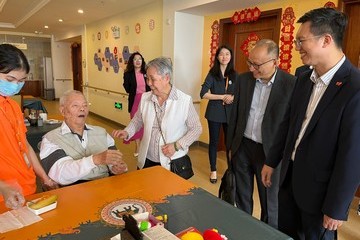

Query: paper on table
left=0, top=206, right=42, bottom=233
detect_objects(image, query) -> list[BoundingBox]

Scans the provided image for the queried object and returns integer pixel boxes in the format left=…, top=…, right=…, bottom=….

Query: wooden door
left=71, top=43, right=83, bottom=92
left=341, top=0, right=360, bottom=198
left=220, top=9, right=281, bottom=73
left=216, top=9, right=282, bottom=151
left=342, top=0, right=360, bottom=68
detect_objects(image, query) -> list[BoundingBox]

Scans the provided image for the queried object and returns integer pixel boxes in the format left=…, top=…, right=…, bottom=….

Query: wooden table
left=0, top=167, right=292, bottom=240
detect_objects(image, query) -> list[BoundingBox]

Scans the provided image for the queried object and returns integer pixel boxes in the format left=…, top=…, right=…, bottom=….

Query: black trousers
left=278, top=160, right=336, bottom=240
left=232, top=137, right=280, bottom=228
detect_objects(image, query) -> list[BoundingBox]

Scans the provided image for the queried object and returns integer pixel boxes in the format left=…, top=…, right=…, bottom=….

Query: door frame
left=71, top=42, right=83, bottom=92
left=219, top=8, right=282, bottom=47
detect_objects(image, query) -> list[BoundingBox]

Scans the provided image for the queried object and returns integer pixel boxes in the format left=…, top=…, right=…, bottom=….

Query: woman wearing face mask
left=0, top=44, right=58, bottom=207
left=200, top=45, right=237, bottom=183
left=123, top=52, right=150, bottom=157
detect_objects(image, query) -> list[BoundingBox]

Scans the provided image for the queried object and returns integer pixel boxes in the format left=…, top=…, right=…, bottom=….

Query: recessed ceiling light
left=78, top=9, right=84, bottom=14
left=58, top=19, right=63, bottom=22
left=44, top=25, right=49, bottom=29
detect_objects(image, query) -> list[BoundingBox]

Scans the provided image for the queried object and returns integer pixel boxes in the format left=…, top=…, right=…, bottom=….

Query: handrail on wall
left=83, top=85, right=201, bottom=104
left=83, top=85, right=128, bottom=96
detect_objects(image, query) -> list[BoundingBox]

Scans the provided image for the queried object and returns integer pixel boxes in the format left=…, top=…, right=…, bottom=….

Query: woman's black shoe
left=210, top=178, right=217, bottom=184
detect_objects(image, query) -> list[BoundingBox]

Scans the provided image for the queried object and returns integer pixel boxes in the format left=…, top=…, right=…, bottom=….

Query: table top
left=0, top=167, right=292, bottom=240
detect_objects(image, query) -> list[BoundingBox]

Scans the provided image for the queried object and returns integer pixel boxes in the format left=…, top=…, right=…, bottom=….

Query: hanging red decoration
left=240, top=33, right=260, bottom=57
left=210, top=7, right=262, bottom=66
left=231, top=11, right=240, bottom=24
left=324, top=1, right=336, bottom=8
left=279, top=7, right=295, bottom=73
left=231, top=7, right=262, bottom=25
left=253, top=7, right=261, bottom=21
left=209, top=20, right=220, bottom=68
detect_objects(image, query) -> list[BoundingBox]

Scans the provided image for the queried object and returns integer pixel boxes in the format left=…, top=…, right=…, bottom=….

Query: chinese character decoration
left=241, top=33, right=260, bottom=56
left=232, top=7, right=261, bottom=24
left=279, top=7, right=295, bottom=73
left=324, top=1, right=336, bottom=8
left=209, top=20, right=220, bottom=68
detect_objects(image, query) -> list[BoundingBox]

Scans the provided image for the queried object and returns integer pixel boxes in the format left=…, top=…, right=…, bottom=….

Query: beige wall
left=198, top=0, right=339, bottom=144
left=84, top=0, right=163, bottom=126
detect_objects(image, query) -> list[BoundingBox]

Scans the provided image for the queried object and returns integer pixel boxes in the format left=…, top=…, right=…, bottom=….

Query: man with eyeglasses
left=226, top=39, right=296, bottom=228
left=262, top=7, right=360, bottom=240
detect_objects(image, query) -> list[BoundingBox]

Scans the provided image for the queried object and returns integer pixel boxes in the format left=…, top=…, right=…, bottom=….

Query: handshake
left=93, top=149, right=128, bottom=175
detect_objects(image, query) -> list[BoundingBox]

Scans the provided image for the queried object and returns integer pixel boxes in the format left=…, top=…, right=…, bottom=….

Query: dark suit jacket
left=226, top=69, right=296, bottom=158
left=266, top=59, right=360, bottom=220
left=123, top=71, right=150, bottom=113
left=200, top=72, right=237, bottom=123
left=295, top=64, right=312, bottom=77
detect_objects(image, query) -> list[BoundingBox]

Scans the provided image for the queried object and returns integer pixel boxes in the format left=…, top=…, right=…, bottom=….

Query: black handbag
left=153, top=102, right=194, bottom=180
left=218, top=151, right=236, bottom=205
left=170, top=154, right=194, bottom=180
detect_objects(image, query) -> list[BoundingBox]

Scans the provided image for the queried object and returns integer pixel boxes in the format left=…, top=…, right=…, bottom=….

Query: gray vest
left=46, top=125, right=110, bottom=181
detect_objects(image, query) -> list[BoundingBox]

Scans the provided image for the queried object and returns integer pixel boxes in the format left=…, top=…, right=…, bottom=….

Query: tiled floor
left=41, top=99, right=360, bottom=240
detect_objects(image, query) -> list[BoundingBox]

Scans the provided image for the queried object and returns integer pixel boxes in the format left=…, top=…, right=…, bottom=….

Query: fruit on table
left=28, top=195, right=58, bottom=210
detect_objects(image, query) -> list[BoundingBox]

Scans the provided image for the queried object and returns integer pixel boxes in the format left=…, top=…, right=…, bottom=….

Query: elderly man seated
left=40, top=90, right=127, bottom=186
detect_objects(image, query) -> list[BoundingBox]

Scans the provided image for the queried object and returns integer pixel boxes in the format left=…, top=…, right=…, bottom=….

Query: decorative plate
left=100, top=199, right=152, bottom=226
left=149, top=19, right=155, bottom=31
left=135, top=23, right=141, bottom=34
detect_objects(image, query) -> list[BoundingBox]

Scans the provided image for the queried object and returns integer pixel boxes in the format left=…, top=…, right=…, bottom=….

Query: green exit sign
left=114, top=102, right=122, bottom=110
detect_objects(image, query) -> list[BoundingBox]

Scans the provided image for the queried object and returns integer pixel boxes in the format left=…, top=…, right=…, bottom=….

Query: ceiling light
left=44, top=25, right=49, bottom=29
left=58, top=19, right=63, bottom=22
left=78, top=9, right=84, bottom=14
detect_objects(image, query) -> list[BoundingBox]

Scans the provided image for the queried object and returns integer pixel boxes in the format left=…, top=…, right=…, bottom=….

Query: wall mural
left=111, top=26, right=120, bottom=39
left=94, top=45, right=140, bottom=73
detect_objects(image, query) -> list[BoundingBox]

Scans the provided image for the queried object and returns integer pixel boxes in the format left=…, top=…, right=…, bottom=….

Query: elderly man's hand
left=93, top=149, right=124, bottom=166
left=110, top=160, right=128, bottom=175
left=42, top=178, right=59, bottom=191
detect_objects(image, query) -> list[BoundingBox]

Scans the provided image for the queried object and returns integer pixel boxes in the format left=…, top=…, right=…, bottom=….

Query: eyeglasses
left=293, top=35, right=323, bottom=48
left=246, top=59, right=275, bottom=70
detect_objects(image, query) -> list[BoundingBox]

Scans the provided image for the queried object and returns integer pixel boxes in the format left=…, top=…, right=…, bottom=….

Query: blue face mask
left=0, top=79, right=25, bottom=96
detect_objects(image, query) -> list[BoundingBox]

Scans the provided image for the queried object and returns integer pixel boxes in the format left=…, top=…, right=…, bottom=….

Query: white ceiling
left=0, top=0, right=156, bottom=36
left=0, top=0, right=274, bottom=37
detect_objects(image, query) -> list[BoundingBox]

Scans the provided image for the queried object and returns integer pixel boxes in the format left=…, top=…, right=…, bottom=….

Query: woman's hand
left=223, top=94, right=234, bottom=104
left=112, top=129, right=129, bottom=139
left=161, top=143, right=177, bottom=158
left=0, top=182, right=25, bottom=209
